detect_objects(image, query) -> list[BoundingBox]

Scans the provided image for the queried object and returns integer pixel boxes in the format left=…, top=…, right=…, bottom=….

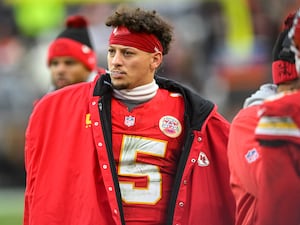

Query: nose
left=51, top=62, right=66, bottom=77
left=110, top=51, right=122, bottom=66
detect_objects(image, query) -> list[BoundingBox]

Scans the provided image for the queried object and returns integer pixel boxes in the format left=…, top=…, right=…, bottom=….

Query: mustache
left=107, top=70, right=125, bottom=75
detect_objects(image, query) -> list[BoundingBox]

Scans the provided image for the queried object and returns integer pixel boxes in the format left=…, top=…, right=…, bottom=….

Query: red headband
left=48, top=38, right=97, bottom=71
left=272, top=60, right=298, bottom=84
left=109, top=26, right=163, bottom=53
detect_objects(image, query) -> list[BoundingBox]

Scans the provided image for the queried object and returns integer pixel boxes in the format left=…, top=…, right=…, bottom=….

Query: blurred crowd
left=0, top=0, right=297, bottom=187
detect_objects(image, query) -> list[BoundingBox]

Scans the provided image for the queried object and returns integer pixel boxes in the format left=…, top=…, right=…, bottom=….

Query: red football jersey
left=111, top=89, right=185, bottom=224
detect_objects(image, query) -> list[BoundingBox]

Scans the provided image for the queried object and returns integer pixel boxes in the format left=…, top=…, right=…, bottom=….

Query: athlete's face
left=107, top=45, right=162, bottom=90
left=49, top=57, right=91, bottom=90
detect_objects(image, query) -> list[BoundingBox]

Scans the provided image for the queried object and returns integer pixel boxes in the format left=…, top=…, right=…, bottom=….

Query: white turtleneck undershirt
left=112, top=79, right=159, bottom=111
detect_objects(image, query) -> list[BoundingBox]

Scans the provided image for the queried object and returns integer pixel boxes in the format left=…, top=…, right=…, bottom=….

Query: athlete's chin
left=111, top=80, right=129, bottom=90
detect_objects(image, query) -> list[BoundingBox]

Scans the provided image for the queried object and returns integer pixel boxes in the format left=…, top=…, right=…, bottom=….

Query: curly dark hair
left=105, top=5, right=173, bottom=55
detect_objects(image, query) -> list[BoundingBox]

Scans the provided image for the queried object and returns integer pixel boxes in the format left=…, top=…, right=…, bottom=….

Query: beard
left=111, top=80, right=130, bottom=90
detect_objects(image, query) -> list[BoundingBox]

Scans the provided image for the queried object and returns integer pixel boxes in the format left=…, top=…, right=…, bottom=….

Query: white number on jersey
left=118, top=135, right=167, bottom=204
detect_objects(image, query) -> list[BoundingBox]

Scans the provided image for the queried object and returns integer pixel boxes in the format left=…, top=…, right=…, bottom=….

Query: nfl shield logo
left=245, top=148, right=259, bottom=163
left=124, top=115, right=135, bottom=127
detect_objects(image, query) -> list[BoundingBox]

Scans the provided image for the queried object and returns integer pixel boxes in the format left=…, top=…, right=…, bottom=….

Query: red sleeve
left=256, top=143, right=300, bottom=225
left=228, top=106, right=261, bottom=195
left=256, top=91, right=300, bottom=145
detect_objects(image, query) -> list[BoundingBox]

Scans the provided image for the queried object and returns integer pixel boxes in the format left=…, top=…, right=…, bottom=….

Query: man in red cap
left=47, top=14, right=106, bottom=91
left=228, top=12, right=300, bottom=225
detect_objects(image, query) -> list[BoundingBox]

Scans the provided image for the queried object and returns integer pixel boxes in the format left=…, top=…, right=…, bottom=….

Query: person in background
left=227, top=12, right=299, bottom=225
left=253, top=8, right=300, bottom=225
left=47, top=14, right=106, bottom=92
left=23, top=5, right=235, bottom=225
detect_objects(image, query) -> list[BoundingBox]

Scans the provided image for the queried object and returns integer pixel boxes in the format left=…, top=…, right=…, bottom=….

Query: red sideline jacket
left=255, top=91, right=300, bottom=225
left=24, top=74, right=235, bottom=225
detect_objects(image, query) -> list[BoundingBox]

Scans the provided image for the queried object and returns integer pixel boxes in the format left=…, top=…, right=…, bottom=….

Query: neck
left=113, top=80, right=159, bottom=103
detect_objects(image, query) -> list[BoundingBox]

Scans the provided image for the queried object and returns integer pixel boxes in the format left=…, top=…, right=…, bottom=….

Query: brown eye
left=50, top=60, right=59, bottom=66
left=65, top=59, right=76, bottom=66
left=123, top=50, right=133, bottom=57
left=108, top=49, right=115, bottom=56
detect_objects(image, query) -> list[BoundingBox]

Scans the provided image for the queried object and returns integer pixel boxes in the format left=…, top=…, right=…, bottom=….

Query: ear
left=150, top=52, right=163, bottom=70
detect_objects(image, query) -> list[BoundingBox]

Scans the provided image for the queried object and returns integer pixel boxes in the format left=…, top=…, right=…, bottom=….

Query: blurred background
left=0, top=0, right=299, bottom=224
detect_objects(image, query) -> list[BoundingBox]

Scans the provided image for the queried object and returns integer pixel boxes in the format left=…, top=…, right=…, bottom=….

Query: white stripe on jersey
left=255, top=116, right=300, bottom=137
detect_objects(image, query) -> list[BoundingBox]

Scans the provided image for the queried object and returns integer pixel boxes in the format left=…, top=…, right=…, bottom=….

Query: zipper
left=166, top=131, right=194, bottom=224
left=98, top=97, right=126, bottom=225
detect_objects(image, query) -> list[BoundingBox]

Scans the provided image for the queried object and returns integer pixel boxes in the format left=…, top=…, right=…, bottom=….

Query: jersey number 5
left=118, top=135, right=167, bottom=205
